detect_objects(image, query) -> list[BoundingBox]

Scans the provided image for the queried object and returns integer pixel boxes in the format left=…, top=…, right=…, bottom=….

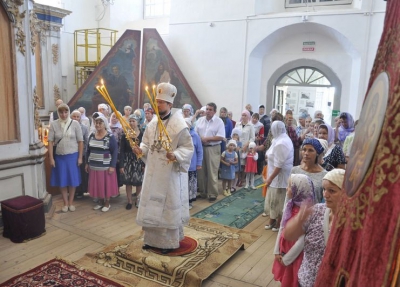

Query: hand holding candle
left=96, top=79, right=142, bottom=157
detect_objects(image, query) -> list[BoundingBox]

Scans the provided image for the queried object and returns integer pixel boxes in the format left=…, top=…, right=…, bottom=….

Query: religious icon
left=344, top=72, right=389, bottom=196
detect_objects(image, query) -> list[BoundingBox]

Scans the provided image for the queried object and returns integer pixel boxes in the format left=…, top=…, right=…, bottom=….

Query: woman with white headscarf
left=48, top=104, right=83, bottom=212
left=78, top=107, right=91, bottom=130
left=235, top=109, right=255, bottom=186
left=85, top=116, right=119, bottom=212
left=264, top=121, right=294, bottom=232
left=109, top=112, right=124, bottom=193
left=122, top=105, right=132, bottom=123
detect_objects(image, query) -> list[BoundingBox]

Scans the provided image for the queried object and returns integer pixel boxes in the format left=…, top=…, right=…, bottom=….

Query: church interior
left=0, top=0, right=399, bottom=286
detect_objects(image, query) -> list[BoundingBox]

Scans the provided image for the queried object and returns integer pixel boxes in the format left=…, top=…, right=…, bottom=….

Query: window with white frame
left=286, top=0, right=352, bottom=8
left=144, top=0, right=171, bottom=18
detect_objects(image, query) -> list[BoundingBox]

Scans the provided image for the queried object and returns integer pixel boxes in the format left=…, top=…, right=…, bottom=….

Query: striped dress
left=86, top=133, right=119, bottom=198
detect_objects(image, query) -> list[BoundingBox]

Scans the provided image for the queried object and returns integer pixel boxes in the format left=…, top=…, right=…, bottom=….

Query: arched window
left=278, top=67, right=331, bottom=86
left=274, top=67, right=336, bottom=124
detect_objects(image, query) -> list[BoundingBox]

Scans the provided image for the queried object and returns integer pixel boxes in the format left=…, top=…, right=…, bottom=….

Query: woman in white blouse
left=48, top=104, right=83, bottom=212
left=264, top=121, right=294, bottom=232
left=235, top=109, right=255, bottom=186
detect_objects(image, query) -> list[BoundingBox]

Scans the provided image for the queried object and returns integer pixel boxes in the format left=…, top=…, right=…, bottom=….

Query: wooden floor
left=0, top=184, right=280, bottom=287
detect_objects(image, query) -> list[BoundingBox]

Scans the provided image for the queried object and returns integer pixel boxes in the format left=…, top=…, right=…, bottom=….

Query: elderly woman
left=182, top=104, right=193, bottom=119
left=235, top=110, right=255, bottom=186
left=85, top=116, right=118, bottom=212
left=142, top=107, right=154, bottom=130
left=110, top=112, right=124, bottom=194
left=71, top=110, right=89, bottom=199
left=291, top=138, right=328, bottom=203
left=335, top=112, right=355, bottom=146
left=48, top=104, right=83, bottom=212
left=245, top=103, right=253, bottom=115
left=133, top=108, right=145, bottom=131
left=227, top=111, right=236, bottom=127
left=314, top=110, right=324, bottom=121
left=318, top=124, right=346, bottom=171
left=264, top=121, right=294, bottom=232
left=284, top=169, right=345, bottom=287
left=119, top=114, right=145, bottom=209
left=78, top=107, right=91, bottom=130
left=122, top=105, right=132, bottom=123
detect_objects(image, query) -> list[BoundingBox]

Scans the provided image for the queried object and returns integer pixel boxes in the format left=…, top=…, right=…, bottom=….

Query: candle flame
left=100, top=78, right=104, bottom=85
left=145, top=86, right=148, bottom=90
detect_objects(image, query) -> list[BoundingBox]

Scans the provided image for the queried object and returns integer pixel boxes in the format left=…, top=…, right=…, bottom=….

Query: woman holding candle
left=119, top=114, right=145, bottom=209
left=86, top=116, right=119, bottom=212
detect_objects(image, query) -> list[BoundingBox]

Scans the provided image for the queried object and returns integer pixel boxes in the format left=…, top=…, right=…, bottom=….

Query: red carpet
left=149, top=235, right=198, bottom=256
left=0, top=258, right=123, bottom=287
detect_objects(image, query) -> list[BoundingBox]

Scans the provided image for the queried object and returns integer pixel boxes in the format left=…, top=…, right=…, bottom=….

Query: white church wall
left=170, top=0, right=255, bottom=23
left=168, top=20, right=248, bottom=114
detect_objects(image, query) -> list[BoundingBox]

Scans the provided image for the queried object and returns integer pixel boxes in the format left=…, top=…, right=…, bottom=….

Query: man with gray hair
left=195, top=102, right=225, bottom=202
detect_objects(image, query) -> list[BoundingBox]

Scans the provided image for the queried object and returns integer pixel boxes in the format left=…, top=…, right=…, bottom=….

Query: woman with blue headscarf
left=318, top=124, right=346, bottom=171
left=291, top=138, right=328, bottom=203
left=133, top=109, right=146, bottom=131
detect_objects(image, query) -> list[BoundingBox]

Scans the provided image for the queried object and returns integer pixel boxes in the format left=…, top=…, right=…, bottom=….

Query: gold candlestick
left=145, top=85, right=174, bottom=160
left=96, top=80, right=142, bottom=158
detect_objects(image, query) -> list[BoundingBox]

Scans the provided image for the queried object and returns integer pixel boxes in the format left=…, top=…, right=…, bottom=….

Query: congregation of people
left=48, top=89, right=358, bottom=282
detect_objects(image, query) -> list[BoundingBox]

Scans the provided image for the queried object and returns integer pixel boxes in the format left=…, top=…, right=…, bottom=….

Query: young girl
left=244, top=142, right=258, bottom=189
left=220, top=139, right=238, bottom=196
left=230, top=129, right=242, bottom=192
left=272, top=174, right=316, bottom=286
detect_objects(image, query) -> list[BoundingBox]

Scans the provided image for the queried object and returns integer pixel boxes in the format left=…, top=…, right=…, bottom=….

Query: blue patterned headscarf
left=281, top=174, right=316, bottom=228
left=302, top=138, right=324, bottom=155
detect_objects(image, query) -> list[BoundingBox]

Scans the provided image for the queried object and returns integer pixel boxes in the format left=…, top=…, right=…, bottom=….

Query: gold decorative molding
left=29, top=9, right=39, bottom=55
left=52, top=43, right=58, bottom=64
left=53, top=84, right=61, bottom=101
left=2, top=0, right=27, bottom=56
left=38, top=21, right=61, bottom=32
left=33, top=86, right=41, bottom=129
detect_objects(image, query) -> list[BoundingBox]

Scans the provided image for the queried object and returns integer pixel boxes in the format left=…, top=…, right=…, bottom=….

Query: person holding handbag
left=48, top=104, right=84, bottom=212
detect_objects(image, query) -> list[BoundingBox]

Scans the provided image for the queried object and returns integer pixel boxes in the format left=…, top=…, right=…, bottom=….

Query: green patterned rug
left=192, top=177, right=264, bottom=229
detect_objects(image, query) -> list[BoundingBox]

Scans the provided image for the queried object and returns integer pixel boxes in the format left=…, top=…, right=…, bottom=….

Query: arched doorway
left=274, top=66, right=336, bottom=124
left=267, top=59, right=342, bottom=126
